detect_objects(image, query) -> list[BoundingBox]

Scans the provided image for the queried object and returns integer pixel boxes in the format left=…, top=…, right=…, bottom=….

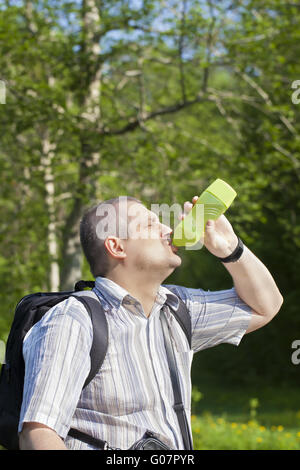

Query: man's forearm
left=222, top=244, right=283, bottom=317
left=19, top=422, right=67, bottom=450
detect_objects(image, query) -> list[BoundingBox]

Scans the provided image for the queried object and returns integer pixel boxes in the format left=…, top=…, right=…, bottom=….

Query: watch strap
left=217, top=237, right=244, bottom=263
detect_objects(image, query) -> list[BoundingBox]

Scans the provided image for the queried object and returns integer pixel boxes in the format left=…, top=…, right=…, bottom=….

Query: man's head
left=80, top=196, right=181, bottom=281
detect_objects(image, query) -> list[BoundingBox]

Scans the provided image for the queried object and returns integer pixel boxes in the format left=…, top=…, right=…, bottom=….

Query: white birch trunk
left=60, top=0, right=102, bottom=290
left=41, top=134, right=60, bottom=292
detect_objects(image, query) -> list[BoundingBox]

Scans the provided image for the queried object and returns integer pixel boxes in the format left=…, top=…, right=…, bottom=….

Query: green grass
left=191, top=385, right=300, bottom=450
left=192, top=414, right=300, bottom=450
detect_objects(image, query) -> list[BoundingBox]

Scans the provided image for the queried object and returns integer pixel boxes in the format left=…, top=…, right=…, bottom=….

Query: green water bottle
left=172, top=178, right=237, bottom=247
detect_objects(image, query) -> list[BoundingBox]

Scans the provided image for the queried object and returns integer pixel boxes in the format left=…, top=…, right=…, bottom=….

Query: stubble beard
left=134, top=249, right=181, bottom=282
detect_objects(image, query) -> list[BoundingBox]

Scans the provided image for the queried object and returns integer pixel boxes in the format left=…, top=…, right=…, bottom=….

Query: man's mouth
left=164, top=237, right=179, bottom=253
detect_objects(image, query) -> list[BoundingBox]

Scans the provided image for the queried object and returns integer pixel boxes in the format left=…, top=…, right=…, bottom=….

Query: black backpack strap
left=160, top=306, right=193, bottom=450
left=67, top=428, right=109, bottom=449
left=165, top=292, right=191, bottom=349
left=71, top=295, right=108, bottom=388
left=68, top=294, right=109, bottom=448
left=74, top=280, right=95, bottom=291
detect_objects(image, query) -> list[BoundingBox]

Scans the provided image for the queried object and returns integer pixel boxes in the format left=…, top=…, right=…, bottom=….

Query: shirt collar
left=94, top=276, right=179, bottom=313
left=94, top=276, right=130, bottom=310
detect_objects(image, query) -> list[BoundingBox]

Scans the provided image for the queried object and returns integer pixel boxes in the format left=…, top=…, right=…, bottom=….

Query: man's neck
left=106, top=273, right=162, bottom=317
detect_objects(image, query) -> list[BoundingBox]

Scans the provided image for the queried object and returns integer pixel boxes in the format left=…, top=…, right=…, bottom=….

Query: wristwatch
left=217, top=237, right=244, bottom=263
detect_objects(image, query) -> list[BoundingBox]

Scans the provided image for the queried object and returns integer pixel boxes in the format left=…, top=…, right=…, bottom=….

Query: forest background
left=1, top=0, right=300, bottom=449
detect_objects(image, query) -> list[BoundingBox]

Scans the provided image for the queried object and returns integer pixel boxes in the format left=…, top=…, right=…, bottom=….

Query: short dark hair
left=80, top=196, right=142, bottom=278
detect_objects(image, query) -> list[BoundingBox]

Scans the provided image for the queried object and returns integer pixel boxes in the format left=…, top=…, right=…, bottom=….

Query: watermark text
left=0, top=340, right=5, bottom=364
left=95, top=197, right=205, bottom=250
left=291, top=80, right=300, bottom=104
left=291, top=340, right=300, bottom=365
left=0, top=80, right=6, bottom=104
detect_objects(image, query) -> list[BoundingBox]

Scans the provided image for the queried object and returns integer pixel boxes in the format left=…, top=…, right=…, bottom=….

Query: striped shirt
left=19, top=277, right=252, bottom=450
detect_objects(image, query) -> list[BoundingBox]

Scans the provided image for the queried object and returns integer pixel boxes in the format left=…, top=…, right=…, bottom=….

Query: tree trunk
left=60, top=196, right=83, bottom=290
left=60, top=0, right=102, bottom=290
left=41, top=133, right=60, bottom=291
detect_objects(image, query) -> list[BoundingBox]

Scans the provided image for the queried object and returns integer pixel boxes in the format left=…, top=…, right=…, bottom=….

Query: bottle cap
left=206, top=179, right=237, bottom=208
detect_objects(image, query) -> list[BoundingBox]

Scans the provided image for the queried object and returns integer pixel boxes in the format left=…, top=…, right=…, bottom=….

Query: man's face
left=122, top=202, right=182, bottom=278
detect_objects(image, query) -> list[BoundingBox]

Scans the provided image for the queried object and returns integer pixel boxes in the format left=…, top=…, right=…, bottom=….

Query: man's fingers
left=178, top=196, right=199, bottom=220
left=184, top=201, right=193, bottom=212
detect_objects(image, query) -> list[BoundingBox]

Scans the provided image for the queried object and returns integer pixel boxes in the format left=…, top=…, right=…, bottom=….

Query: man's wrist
left=223, top=234, right=239, bottom=257
left=217, top=237, right=244, bottom=263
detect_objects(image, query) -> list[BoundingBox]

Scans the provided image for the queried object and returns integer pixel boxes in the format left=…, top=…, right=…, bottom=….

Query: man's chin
left=169, top=251, right=182, bottom=268
left=162, top=256, right=181, bottom=283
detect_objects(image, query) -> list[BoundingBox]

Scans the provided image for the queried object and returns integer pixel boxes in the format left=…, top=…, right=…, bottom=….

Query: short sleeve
left=18, top=297, right=93, bottom=438
left=163, top=285, right=252, bottom=353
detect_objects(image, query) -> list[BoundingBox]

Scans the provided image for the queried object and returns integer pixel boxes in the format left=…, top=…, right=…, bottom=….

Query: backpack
left=0, top=280, right=191, bottom=450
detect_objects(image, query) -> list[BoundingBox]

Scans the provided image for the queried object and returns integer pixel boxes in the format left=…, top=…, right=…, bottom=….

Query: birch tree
left=1, top=0, right=299, bottom=297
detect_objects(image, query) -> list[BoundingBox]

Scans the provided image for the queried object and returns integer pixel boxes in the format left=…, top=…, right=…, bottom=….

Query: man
left=18, top=195, right=283, bottom=450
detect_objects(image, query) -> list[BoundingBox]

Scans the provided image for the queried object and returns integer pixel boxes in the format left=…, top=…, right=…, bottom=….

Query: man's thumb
left=205, top=219, right=214, bottom=229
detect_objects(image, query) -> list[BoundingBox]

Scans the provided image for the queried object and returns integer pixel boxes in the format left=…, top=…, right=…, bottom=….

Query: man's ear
left=104, top=236, right=127, bottom=260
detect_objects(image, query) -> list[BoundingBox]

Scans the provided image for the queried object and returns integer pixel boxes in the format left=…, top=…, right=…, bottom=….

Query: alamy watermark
left=0, top=340, right=5, bottom=365
left=291, top=340, right=300, bottom=365
left=291, top=80, right=300, bottom=104
left=0, top=80, right=6, bottom=104
left=95, top=196, right=205, bottom=250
